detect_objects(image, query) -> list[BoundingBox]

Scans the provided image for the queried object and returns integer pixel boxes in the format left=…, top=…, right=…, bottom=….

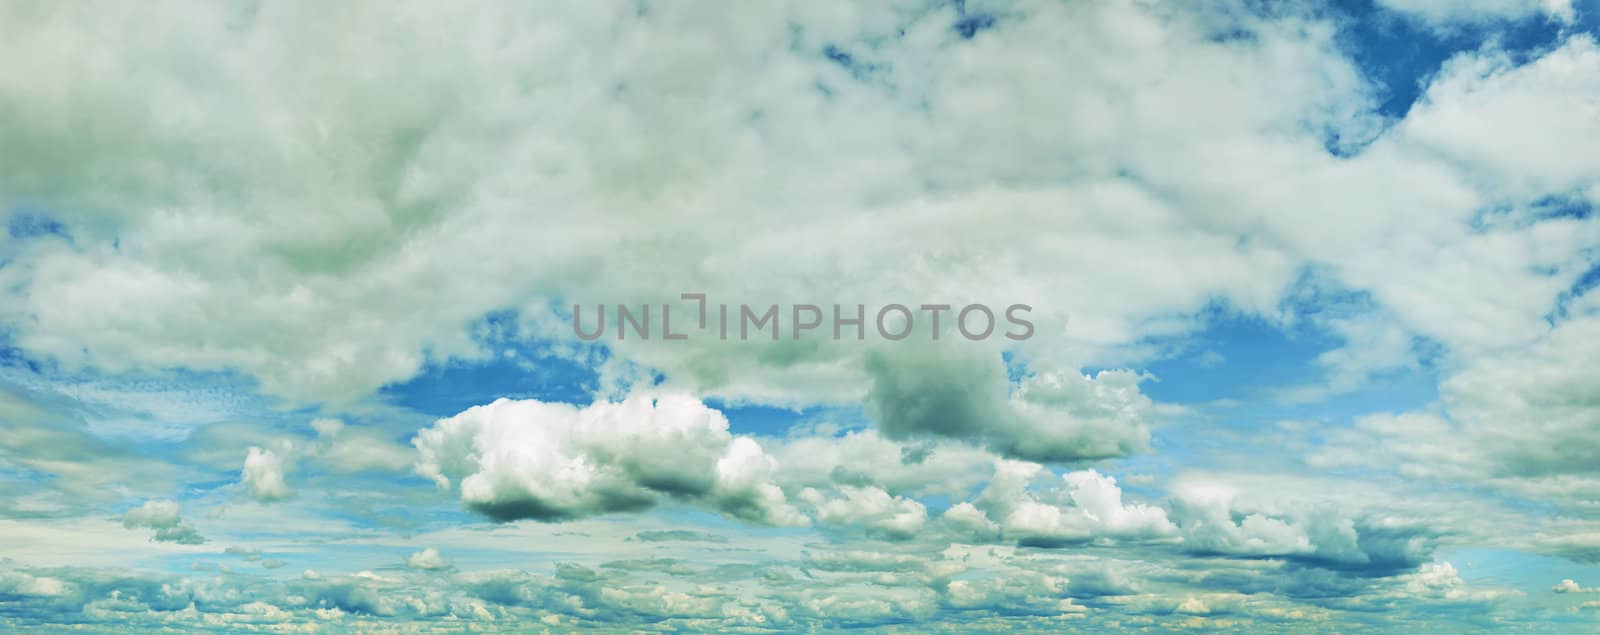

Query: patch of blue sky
left=1137, top=291, right=1441, bottom=418
left=1106, top=296, right=1444, bottom=490
left=1472, top=192, right=1597, bottom=233
left=708, top=400, right=870, bottom=438
left=1328, top=0, right=1586, bottom=120
left=704, top=400, right=809, bottom=437
left=0, top=337, right=44, bottom=375
left=378, top=312, right=603, bottom=417
left=1550, top=254, right=1600, bottom=322
left=1443, top=547, right=1600, bottom=607
left=4, top=203, right=73, bottom=243
left=1139, top=312, right=1339, bottom=406
left=382, top=310, right=861, bottom=437
left=378, top=351, right=598, bottom=417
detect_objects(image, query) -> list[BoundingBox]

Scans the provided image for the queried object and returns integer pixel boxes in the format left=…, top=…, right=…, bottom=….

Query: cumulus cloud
left=405, top=548, right=452, bottom=571
left=0, top=569, right=70, bottom=598
left=241, top=446, right=292, bottom=502
left=1555, top=579, right=1599, bottom=593
left=413, top=394, right=805, bottom=525
left=801, top=486, right=928, bottom=540
left=864, top=347, right=1153, bottom=463
left=952, top=462, right=1178, bottom=547
left=1393, top=562, right=1510, bottom=603
left=1163, top=476, right=1443, bottom=573
left=121, top=499, right=204, bottom=545
left=769, top=428, right=997, bottom=499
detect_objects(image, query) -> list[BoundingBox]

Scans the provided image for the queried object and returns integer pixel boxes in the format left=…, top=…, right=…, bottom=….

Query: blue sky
left=3, top=0, right=1600, bottom=631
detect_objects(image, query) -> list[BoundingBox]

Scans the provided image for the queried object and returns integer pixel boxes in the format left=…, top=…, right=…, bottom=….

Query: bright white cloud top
left=0, top=0, right=1598, bottom=631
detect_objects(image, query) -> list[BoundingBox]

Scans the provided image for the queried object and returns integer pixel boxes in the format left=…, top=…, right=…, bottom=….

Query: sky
left=2, top=0, right=1600, bottom=632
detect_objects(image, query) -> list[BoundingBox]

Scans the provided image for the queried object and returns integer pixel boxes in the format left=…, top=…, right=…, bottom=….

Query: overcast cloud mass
left=3, top=0, right=1600, bottom=631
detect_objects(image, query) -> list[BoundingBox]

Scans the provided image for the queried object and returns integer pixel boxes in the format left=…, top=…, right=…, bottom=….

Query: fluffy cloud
left=769, top=428, right=997, bottom=499
left=405, top=548, right=452, bottom=572
left=121, top=500, right=204, bottom=545
left=953, top=462, right=1178, bottom=546
left=0, top=569, right=70, bottom=599
left=241, top=446, right=292, bottom=502
left=1312, top=295, right=1600, bottom=547
left=1392, top=562, right=1509, bottom=603
left=0, top=0, right=1381, bottom=410
left=413, top=394, right=805, bottom=525
left=1395, top=35, right=1600, bottom=201
left=1175, top=596, right=1211, bottom=615
left=1554, top=579, right=1599, bottom=593
left=801, top=486, right=929, bottom=539
left=865, top=347, right=1154, bottom=463
left=1164, top=476, right=1444, bottom=573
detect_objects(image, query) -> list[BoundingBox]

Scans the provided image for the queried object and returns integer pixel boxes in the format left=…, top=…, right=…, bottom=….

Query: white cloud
left=1554, top=579, right=1600, bottom=593
left=1313, top=296, right=1600, bottom=530
left=1393, top=561, right=1510, bottom=603
left=405, top=547, right=452, bottom=571
left=864, top=346, right=1155, bottom=463
left=801, top=486, right=928, bottom=539
left=769, top=428, right=997, bottom=500
left=1375, top=0, right=1574, bottom=26
left=0, top=570, right=70, bottom=598
left=1397, top=35, right=1600, bottom=201
left=413, top=394, right=805, bottom=525
left=941, top=502, right=1001, bottom=540
left=121, top=499, right=204, bottom=545
left=241, top=446, right=292, bottom=502
left=1171, top=483, right=1315, bottom=557
left=1175, top=596, right=1211, bottom=615
left=1001, top=470, right=1178, bottom=546
left=955, top=462, right=1178, bottom=546
left=0, top=0, right=1365, bottom=410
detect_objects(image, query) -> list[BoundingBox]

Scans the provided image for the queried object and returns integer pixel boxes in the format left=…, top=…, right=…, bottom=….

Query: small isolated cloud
left=121, top=499, right=204, bottom=545
left=1555, top=579, right=1599, bottom=594
left=242, top=446, right=291, bottom=501
left=405, top=548, right=452, bottom=571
